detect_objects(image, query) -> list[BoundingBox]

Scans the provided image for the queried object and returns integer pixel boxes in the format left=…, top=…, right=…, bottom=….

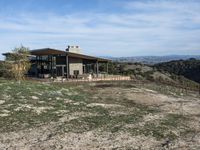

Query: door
left=56, top=66, right=63, bottom=76
left=74, top=70, right=79, bottom=78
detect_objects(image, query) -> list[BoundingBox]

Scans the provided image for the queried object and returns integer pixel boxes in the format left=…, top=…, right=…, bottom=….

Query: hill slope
left=108, top=62, right=199, bottom=90
left=154, top=59, right=200, bottom=83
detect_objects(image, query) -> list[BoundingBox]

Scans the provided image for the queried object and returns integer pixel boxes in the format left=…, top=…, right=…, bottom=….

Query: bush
left=3, top=46, right=31, bottom=81
left=0, top=62, right=12, bottom=78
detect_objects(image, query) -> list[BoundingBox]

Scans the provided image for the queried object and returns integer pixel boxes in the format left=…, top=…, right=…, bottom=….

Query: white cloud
left=0, top=0, right=200, bottom=60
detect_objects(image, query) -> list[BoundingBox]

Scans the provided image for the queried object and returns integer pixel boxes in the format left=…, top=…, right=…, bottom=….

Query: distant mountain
left=154, top=58, right=200, bottom=83
left=102, top=55, right=200, bottom=64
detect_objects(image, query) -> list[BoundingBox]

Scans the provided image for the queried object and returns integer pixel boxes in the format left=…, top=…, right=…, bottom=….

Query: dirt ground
left=0, top=80, right=200, bottom=149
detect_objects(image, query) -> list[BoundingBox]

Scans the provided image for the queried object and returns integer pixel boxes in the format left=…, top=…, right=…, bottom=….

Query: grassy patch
left=62, top=113, right=142, bottom=133
left=0, top=78, right=196, bottom=143
left=140, top=82, right=198, bottom=97
left=0, top=109, right=60, bottom=132
left=127, top=113, right=191, bottom=140
left=0, top=80, right=86, bottom=132
left=60, top=103, right=158, bottom=133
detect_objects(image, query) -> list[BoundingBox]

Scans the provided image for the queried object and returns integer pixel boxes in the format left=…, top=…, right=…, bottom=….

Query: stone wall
left=69, top=57, right=83, bottom=75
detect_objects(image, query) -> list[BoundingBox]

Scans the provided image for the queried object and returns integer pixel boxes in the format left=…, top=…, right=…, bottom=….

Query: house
left=3, top=45, right=110, bottom=79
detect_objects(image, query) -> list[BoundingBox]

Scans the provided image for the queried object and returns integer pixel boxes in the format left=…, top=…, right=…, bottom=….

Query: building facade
left=26, top=46, right=110, bottom=78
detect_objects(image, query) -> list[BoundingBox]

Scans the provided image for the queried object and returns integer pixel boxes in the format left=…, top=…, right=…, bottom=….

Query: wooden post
left=93, top=62, right=96, bottom=74
left=50, top=55, right=53, bottom=77
left=66, top=54, right=69, bottom=79
left=36, top=56, right=39, bottom=77
left=96, top=60, right=99, bottom=77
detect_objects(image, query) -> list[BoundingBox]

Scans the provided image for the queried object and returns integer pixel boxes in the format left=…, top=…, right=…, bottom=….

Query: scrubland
left=0, top=79, right=200, bottom=149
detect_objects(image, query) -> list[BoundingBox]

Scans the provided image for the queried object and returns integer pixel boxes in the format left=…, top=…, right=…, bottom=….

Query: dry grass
left=0, top=79, right=200, bottom=149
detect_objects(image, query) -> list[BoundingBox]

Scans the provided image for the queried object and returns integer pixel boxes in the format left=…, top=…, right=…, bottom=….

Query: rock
left=31, top=96, right=39, bottom=100
left=56, top=97, right=61, bottom=100
left=0, top=100, right=5, bottom=105
left=0, top=114, right=9, bottom=117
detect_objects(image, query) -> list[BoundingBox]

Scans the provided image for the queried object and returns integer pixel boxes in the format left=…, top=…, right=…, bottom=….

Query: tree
left=0, top=61, right=12, bottom=77
left=4, top=46, right=31, bottom=82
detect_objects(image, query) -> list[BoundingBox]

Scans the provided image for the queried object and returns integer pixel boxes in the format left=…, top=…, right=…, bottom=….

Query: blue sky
left=0, top=0, right=200, bottom=59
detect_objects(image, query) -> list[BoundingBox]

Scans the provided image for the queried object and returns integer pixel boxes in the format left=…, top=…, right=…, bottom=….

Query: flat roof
left=30, top=48, right=111, bottom=62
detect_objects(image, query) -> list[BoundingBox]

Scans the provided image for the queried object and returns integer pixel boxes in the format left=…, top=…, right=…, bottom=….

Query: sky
left=0, top=0, right=200, bottom=59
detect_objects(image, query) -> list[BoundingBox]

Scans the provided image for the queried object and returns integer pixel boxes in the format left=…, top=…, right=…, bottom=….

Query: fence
left=54, top=75, right=131, bottom=83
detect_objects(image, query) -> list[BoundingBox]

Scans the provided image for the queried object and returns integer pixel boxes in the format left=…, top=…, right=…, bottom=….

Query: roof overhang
left=67, top=52, right=110, bottom=62
left=30, top=48, right=66, bottom=56
left=30, top=48, right=111, bottom=62
left=2, top=52, right=34, bottom=57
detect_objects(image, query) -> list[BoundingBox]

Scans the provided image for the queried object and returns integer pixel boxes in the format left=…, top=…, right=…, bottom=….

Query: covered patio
left=29, top=48, right=110, bottom=79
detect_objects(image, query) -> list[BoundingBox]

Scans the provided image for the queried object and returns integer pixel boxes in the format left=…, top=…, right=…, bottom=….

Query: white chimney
left=66, top=45, right=81, bottom=54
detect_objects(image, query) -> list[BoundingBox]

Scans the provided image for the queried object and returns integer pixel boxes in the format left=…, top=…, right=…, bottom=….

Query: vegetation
left=2, top=46, right=31, bottom=82
left=104, top=61, right=200, bottom=92
left=0, top=79, right=199, bottom=149
left=0, top=79, right=196, bottom=133
left=0, top=61, right=7, bottom=77
left=154, top=58, right=200, bottom=83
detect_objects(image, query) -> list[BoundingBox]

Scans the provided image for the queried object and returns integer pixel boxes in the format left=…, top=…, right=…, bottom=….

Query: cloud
left=0, top=0, right=200, bottom=59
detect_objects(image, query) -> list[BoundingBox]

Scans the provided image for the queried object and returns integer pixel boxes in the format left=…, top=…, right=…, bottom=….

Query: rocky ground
left=0, top=79, right=200, bottom=149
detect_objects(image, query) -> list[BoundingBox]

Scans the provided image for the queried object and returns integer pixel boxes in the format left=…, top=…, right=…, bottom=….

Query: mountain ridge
left=101, top=55, right=200, bottom=64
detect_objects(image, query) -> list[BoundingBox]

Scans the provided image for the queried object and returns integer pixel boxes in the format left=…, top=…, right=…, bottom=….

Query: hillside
left=0, top=79, right=200, bottom=149
left=107, top=62, right=199, bottom=90
left=154, top=59, right=200, bottom=83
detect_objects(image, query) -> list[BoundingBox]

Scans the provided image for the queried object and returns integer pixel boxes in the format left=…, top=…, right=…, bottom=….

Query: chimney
left=66, top=45, right=81, bottom=54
